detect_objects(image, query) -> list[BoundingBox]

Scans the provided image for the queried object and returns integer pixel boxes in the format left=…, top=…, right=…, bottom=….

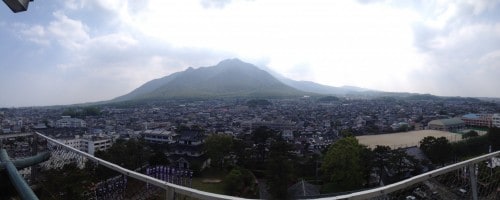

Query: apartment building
left=461, top=113, right=493, bottom=127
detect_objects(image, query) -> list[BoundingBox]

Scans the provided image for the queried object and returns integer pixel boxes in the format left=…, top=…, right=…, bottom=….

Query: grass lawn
left=190, top=168, right=227, bottom=195
left=191, top=177, right=225, bottom=194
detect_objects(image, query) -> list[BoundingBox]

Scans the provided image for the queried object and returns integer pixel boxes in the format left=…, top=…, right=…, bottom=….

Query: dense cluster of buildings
left=1, top=96, right=499, bottom=171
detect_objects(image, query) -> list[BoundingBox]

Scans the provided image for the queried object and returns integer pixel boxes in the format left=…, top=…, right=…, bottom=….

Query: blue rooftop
left=462, top=113, right=479, bottom=119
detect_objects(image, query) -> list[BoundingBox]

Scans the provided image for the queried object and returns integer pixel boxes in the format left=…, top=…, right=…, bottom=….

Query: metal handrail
left=314, top=150, right=500, bottom=200
left=35, top=131, right=500, bottom=200
left=1, top=149, right=39, bottom=200
left=35, top=132, right=254, bottom=200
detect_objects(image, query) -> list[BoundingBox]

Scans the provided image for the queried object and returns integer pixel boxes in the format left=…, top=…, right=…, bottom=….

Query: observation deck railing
left=5, top=132, right=499, bottom=200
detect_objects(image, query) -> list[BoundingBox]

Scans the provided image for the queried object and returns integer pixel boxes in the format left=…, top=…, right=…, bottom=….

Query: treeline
left=246, top=99, right=272, bottom=107
left=62, top=106, right=101, bottom=118
left=421, top=127, right=500, bottom=165
left=318, top=127, right=500, bottom=196
left=320, top=137, right=426, bottom=193
left=204, top=127, right=297, bottom=199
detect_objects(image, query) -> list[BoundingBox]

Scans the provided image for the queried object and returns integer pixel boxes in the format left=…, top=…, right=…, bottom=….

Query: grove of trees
left=419, top=136, right=453, bottom=165
left=321, top=137, right=366, bottom=192
left=204, top=134, right=233, bottom=169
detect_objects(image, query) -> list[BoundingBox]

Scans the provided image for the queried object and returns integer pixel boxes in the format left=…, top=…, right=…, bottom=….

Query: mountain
left=259, top=66, right=373, bottom=95
left=113, top=59, right=306, bottom=101
left=113, top=72, right=182, bottom=102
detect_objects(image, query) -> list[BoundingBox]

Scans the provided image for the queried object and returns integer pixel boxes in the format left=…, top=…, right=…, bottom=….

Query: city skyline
left=1, top=0, right=500, bottom=107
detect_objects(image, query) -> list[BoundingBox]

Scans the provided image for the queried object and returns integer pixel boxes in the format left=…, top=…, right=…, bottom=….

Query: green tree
left=340, top=129, right=353, bottom=137
left=231, top=139, right=250, bottom=166
left=40, top=163, right=94, bottom=200
left=62, top=106, right=101, bottom=118
left=62, top=108, right=78, bottom=117
left=148, top=149, right=170, bottom=166
left=246, top=99, right=272, bottom=107
left=318, top=96, right=339, bottom=102
left=321, top=137, right=365, bottom=192
left=82, top=106, right=101, bottom=116
left=487, top=127, right=500, bottom=151
left=397, top=124, right=409, bottom=132
left=224, top=167, right=256, bottom=197
left=452, top=135, right=489, bottom=158
left=266, top=139, right=295, bottom=199
left=419, top=136, right=452, bottom=165
left=462, top=130, right=479, bottom=139
left=371, top=145, right=391, bottom=185
left=251, top=126, right=275, bottom=144
left=250, top=126, right=277, bottom=164
left=387, top=149, right=421, bottom=181
left=205, top=134, right=233, bottom=169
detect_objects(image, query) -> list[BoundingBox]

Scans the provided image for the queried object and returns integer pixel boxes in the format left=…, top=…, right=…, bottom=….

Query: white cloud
left=20, top=25, right=50, bottom=45
left=86, top=33, right=138, bottom=52
left=2, top=0, right=500, bottom=106
left=121, top=0, right=425, bottom=90
left=18, top=12, right=90, bottom=50
left=466, top=0, right=499, bottom=15
left=65, top=0, right=125, bottom=12
left=479, top=50, right=500, bottom=67
left=200, top=0, right=233, bottom=8
left=48, top=12, right=90, bottom=49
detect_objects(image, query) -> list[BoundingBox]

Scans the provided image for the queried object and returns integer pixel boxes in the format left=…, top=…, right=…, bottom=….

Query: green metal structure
left=0, top=149, right=49, bottom=200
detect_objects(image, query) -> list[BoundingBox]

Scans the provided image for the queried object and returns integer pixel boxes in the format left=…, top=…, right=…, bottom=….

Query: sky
left=0, top=0, right=499, bottom=107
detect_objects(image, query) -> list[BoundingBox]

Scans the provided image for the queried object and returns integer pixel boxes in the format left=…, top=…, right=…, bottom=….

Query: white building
left=55, top=116, right=86, bottom=128
left=493, top=114, right=500, bottom=128
left=60, top=135, right=113, bottom=155
left=142, top=129, right=177, bottom=144
left=41, top=135, right=113, bottom=169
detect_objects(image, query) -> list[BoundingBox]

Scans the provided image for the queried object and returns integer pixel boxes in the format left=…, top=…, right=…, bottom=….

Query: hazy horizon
left=1, top=0, right=500, bottom=107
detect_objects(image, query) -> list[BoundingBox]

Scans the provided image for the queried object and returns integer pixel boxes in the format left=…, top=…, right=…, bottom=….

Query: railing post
left=31, top=133, right=38, bottom=183
left=468, top=164, right=478, bottom=200
left=166, top=185, right=175, bottom=200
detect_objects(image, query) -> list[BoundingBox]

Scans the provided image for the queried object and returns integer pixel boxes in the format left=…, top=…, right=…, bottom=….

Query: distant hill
left=113, top=72, right=182, bottom=102
left=259, top=66, right=372, bottom=95
left=113, top=59, right=307, bottom=101
left=77, top=58, right=491, bottom=106
left=318, top=96, right=340, bottom=102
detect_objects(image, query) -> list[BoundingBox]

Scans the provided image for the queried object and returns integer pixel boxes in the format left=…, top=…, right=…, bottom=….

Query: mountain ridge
left=257, top=65, right=373, bottom=95
left=113, top=59, right=308, bottom=101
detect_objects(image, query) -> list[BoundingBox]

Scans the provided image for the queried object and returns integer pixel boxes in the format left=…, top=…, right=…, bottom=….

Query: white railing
left=316, top=150, right=500, bottom=200
left=34, top=131, right=500, bottom=200
left=35, top=132, right=253, bottom=200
